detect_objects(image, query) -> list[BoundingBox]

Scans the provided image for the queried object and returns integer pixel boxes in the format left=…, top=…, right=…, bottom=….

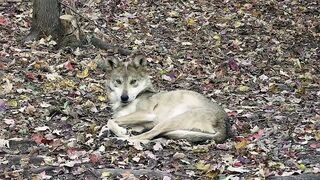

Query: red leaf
left=89, top=152, right=101, bottom=164
left=247, top=129, right=264, bottom=140
left=227, top=111, right=238, bottom=117
left=233, top=161, right=242, bottom=167
left=31, top=133, right=45, bottom=144
left=310, top=143, right=320, bottom=149
left=26, top=72, right=36, bottom=80
left=64, top=61, right=74, bottom=71
left=235, top=136, right=247, bottom=142
left=66, top=147, right=77, bottom=156
left=0, top=63, right=7, bottom=70
left=0, top=16, right=7, bottom=25
left=31, top=133, right=52, bottom=144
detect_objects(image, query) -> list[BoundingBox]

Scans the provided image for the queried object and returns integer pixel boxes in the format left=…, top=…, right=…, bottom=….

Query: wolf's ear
left=132, top=55, right=147, bottom=67
left=106, top=58, right=119, bottom=69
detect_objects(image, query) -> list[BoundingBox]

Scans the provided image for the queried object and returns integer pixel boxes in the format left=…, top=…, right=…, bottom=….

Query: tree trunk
left=25, top=0, right=64, bottom=42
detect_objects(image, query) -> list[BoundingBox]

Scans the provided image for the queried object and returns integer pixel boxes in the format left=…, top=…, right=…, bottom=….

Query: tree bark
left=25, top=0, right=64, bottom=42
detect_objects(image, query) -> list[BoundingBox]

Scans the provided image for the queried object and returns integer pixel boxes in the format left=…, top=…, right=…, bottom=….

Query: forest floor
left=0, top=0, right=319, bottom=179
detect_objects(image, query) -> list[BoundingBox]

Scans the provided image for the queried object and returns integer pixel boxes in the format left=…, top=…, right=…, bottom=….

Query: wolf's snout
left=121, top=94, right=129, bottom=102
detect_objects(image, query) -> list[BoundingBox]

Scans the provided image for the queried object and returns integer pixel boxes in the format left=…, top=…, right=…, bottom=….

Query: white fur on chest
left=113, top=100, right=139, bottom=118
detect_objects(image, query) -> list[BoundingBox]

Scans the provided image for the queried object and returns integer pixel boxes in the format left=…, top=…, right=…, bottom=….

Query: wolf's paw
left=107, top=120, right=129, bottom=138
left=127, top=138, right=150, bottom=145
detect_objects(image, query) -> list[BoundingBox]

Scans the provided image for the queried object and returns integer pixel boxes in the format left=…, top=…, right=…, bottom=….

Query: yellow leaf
left=192, top=145, right=209, bottom=153
left=168, top=11, right=179, bottom=17
left=238, top=85, right=250, bottom=92
left=206, top=169, right=220, bottom=179
left=77, top=68, right=89, bottom=79
left=234, top=21, right=243, bottom=28
left=297, top=163, right=306, bottom=170
left=101, top=171, right=111, bottom=177
left=88, top=123, right=97, bottom=134
left=235, top=140, right=248, bottom=150
left=60, top=79, right=76, bottom=88
left=195, top=161, right=210, bottom=172
left=97, top=96, right=106, bottom=102
left=212, top=34, right=221, bottom=40
left=315, top=132, right=320, bottom=141
left=7, top=100, right=18, bottom=107
left=34, top=62, right=41, bottom=69
left=299, top=72, right=313, bottom=80
left=87, top=61, right=97, bottom=70
left=186, top=17, right=196, bottom=26
left=269, top=83, right=278, bottom=93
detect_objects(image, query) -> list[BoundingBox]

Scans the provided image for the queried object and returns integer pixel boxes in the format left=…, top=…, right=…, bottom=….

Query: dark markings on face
left=110, top=63, right=147, bottom=87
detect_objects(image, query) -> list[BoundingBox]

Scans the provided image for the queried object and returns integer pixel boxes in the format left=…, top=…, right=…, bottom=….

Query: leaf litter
left=0, top=0, right=319, bottom=179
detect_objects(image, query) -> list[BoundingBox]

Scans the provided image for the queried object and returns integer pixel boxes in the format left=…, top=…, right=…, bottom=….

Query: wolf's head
left=105, top=55, right=153, bottom=109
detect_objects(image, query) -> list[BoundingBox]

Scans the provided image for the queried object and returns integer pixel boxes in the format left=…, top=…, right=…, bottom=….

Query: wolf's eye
left=130, top=79, right=137, bottom=85
left=115, top=79, right=122, bottom=84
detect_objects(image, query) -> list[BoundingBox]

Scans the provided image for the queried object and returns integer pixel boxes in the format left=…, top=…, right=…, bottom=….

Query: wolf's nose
left=121, top=95, right=129, bottom=102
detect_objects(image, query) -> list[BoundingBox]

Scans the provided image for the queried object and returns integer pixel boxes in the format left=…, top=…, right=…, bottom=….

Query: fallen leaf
left=153, top=142, right=163, bottom=151
left=77, top=68, right=89, bottom=78
left=234, top=21, right=243, bottom=28
left=173, top=152, right=185, bottom=159
left=0, top=139, right=10, bottom=148
left=227, top=166, right=250, bottom=173
left=31, top=133, right=45, bottom=144
left=186, top=17, right=196, bottom=26
left=238, top=85, right=250, bottom=92
left=97, top=95, right=106, bottom=102
left=25, top=104, right=36, bottom=115
left=1, top=78, right=13, bottom=94
left=101, top=171, right=111, bottom=178
left=87, top=61, right=97, bottom=70
left=7, top=99, right=18, bottom=107
left=64, top=61, right=74, bottom=71
left=34, top=126, right=50, bottom=132
left=228, top=59, right=239, bottom=71
left=195, top=161, right=210, bottom=172
left=181, top=42, right=193, bottom=46
left=4, top=119, right=15, bottom=125
left=0, top=16, right=7, bottom=25
left=235, top=140, right=248, bottom=150
left=310, top=143, right=320, bottom=149
left=26, top=72, right=36, bottom=80
left=89, top=152, right=102, bottom=164
left=0, top=99, right=6, bottom=111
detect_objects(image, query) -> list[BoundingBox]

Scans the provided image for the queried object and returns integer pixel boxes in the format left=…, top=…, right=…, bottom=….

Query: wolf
left=103, top=55, right=229, bottom=143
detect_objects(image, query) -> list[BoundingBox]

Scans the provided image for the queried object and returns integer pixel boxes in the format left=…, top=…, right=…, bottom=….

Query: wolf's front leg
left=114, top=111, right=156, bottom=126
left=107, top=120, right=129, bottom=138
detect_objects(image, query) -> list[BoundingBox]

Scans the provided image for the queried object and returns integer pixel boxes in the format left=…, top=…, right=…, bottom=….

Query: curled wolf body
left=104, top=56, right=229, bottom=142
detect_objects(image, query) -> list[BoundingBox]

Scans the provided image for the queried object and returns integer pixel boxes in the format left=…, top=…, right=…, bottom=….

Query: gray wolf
left=102, top=55, right=229, bottom=143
